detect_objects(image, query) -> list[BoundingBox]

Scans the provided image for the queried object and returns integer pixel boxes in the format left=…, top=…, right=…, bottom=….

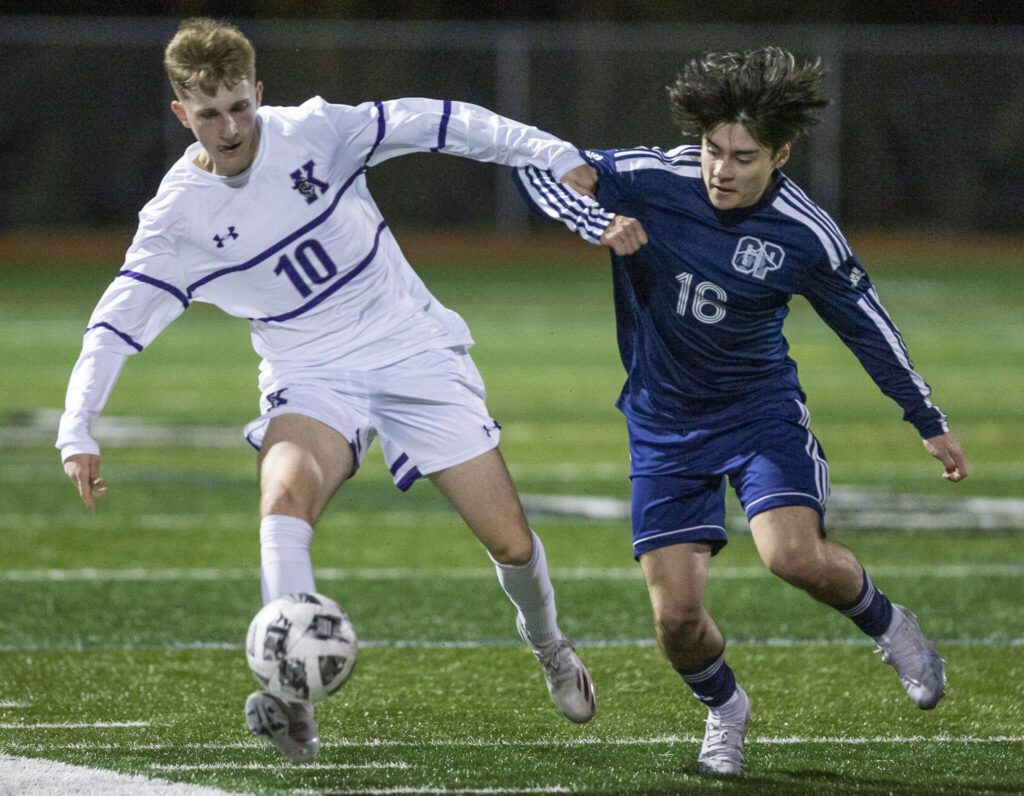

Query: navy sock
left=676, top=651, right=737, bottom=709
left=837, top=570, right=894, bottom=637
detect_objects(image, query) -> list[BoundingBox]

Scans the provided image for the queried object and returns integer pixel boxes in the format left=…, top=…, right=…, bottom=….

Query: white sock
left=490, top=530, right=560, bottom=645
left=259, top=514, right=316, bottom=603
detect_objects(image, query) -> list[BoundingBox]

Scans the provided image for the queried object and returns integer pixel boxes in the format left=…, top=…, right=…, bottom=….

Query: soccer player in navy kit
left=516, top=47, right=968, bottom=775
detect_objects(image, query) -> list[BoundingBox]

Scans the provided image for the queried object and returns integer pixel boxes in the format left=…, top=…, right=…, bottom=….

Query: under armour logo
left=290, top=160, right=329, bottom=204
left=483, top=420, right=502, bottom=437
left=213, top=226, right=239, bottom=248
left=266, top=388, right=289, bottom=409
left=732, top=236, right=785, bottom=280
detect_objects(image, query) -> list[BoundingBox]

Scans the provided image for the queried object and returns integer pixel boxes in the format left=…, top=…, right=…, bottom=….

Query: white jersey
left=57, top=97, right=585, bottom=458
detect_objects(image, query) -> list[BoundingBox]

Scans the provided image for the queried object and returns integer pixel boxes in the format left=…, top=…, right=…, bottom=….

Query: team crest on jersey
left=732, top=236, right=786, bottom=279
left=290, top=160, right=329, bottom=204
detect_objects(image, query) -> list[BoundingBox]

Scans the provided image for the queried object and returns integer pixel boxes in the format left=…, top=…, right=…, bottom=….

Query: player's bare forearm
left=63, top=453, right=108, bottom=512
left=601, top=216, right=648, bottom=256
left=922, top=431, right=968, bottom=482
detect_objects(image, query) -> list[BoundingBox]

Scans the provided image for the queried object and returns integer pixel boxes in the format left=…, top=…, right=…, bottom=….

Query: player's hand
left=922, top=431, right=968, bottom=482
left=601, top=215, right=648, bottom=256
left=560, top=164, right=598, bottom=198
left=63, top=453, right=107, bottom=512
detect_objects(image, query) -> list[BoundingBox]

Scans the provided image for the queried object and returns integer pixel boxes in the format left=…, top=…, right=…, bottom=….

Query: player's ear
left=255, top=80, right=264, bottom=106
left=170, top=100, right=189, bottom=128
left=773, top=143, right=792, bottom=168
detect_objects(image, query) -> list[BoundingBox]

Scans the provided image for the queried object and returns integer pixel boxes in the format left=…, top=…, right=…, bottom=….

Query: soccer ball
left=245, top=592, right=357, bottom=703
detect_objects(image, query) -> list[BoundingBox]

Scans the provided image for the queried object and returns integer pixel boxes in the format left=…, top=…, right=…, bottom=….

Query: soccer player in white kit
left=57, top=17, right=597, bottom=762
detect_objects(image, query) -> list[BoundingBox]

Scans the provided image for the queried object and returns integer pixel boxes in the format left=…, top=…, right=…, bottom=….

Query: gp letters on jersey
left=732, top=236, right=786, bottom=279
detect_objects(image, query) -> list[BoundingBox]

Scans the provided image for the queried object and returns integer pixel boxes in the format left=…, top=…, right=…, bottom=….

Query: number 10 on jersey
left=274, top=239, right=338, bottom=297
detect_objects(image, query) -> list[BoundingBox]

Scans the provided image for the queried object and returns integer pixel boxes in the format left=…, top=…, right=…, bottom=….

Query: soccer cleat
left=245, top=691, right=321, bottom=763
left=873, top=604, right=946, bottom=709
left=696, top=685, right=752, bottom=776
left=516, top=615, right=596, bottom=723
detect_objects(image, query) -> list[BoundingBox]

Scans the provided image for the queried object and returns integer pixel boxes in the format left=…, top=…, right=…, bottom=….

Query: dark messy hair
left=668, top=47, right=828, bottom=151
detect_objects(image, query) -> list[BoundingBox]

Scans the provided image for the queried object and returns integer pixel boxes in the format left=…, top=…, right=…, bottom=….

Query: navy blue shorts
left=627, top=398, right=829, bottom=559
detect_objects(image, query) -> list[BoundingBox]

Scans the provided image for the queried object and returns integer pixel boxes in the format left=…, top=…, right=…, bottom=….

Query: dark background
left=1, top=3, right=1021, bottom=234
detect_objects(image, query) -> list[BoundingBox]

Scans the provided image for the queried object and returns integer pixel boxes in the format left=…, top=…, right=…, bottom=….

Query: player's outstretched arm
left=922, top=431, right=968, bottom=482
left=63, top=453, right=107, bottom=512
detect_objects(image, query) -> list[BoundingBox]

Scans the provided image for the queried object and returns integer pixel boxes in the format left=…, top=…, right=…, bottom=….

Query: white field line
left=0, top=701, right=27, bottom=708
left=1, top=637, right=1022, bottom=654
left=3, top=504, right=1024, bottom=531
left=0, top=753, right=232, bottom=796
left=0, top=721, right=149, bottom=729
left=149, top=761, right=409, bottom=771
left=6, top=735, right=1024, bottom=753
left=292, top=786, right=573, bottom=790
left=2, top=562, right=1024, bottom=582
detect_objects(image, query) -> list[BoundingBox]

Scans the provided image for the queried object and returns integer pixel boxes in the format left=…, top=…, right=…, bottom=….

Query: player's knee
left=766, top=548, right=830, bottom=592
left=260, top=481, right=315, bottom=523
left=487, top=531, right=534, bottom=566
left=653, top=601, right=705, bottom=645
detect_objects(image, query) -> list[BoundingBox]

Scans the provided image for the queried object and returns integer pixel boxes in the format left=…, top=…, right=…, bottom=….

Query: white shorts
left=242, top=347, right=501, bottom=490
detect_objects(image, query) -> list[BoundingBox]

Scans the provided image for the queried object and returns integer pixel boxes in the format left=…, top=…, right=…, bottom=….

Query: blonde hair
left=164, top=18, right=256, bottom=100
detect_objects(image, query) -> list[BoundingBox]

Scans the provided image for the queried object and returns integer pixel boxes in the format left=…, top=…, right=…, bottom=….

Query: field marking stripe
left=6, top=735, right=1024, bottom=752
left=149, top=762, right=409, bottom=771
left=296, top=790, right=571, bottom=795
left=0, top=753, right=232, bottom=795
left=2, top=637, right=1023, bottom=654
left=0, top=721, right=149, bottom=729
left=3, top=563, right=1024, bottom=581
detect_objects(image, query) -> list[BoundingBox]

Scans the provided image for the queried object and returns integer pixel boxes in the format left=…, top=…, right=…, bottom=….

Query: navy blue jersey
left=514, top=145, right=948, bottom=438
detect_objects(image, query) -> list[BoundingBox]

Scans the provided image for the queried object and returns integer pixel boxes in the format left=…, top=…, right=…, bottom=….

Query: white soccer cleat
left=516, top=615, right=596, bottom=723
left=696, top=685, right=751, bottom=776
left=873, top=604, right=946, bottom=710
left=245, top=691, right=321, bottom=763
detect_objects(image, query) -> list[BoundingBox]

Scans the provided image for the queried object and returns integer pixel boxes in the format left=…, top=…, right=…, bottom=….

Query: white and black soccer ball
left=245, top=592, right=357, bottom=703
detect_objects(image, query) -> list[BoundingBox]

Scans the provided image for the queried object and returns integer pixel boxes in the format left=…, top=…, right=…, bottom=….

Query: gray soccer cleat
left=696, top=685, right=752, bottom=775
left=245, top=691, right=321, bottom=763
left=516, top=615, right=596, bottom=723
left=873, top=604, right=946, bottom=709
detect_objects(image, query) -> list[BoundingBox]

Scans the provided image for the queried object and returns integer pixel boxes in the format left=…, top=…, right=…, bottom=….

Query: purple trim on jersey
left=389, top=452, right=409, bottom=475
left=187, top=173, right=362, bottom=297
left=252, top=221, right=388, bottom=323
left=117, top=270, right=190, bottom=309
left=364, top=101, right=387, bottom=165
left=245, top=431, right=261, bottom=451
left=431, top=99, right=452, bottom=152
left=85, top=322, right=143, bottom=352
left=396, top=465, right=422, bottom=491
